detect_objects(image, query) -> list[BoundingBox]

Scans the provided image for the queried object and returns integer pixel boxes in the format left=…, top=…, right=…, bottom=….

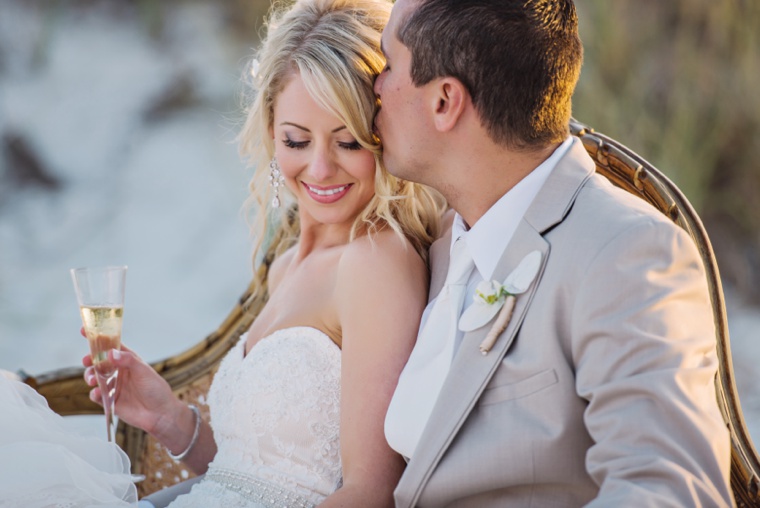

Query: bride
left=0, top=0, right=442, bottom=506
left=76, top=0, right=443, bottom=506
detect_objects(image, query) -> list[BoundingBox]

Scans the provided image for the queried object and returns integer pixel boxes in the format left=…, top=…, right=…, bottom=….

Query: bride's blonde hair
left=239, top=0, right=444, bottom=281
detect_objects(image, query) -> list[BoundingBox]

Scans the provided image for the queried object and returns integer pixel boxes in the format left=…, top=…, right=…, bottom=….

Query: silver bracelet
left=167, top=404, right=201, bottom=461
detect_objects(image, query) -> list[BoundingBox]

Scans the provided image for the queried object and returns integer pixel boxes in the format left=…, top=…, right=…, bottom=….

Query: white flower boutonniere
left=458, top=250, right=543, bottom=355
left=475, top=280, right=510, bottom=305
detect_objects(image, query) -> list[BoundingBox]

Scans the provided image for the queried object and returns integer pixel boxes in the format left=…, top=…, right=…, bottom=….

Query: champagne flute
left=70, top=265, right=127, bottom=442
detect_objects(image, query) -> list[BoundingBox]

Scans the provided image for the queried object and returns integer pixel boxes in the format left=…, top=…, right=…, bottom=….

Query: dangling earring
left=269, top=157, right=284, bottom=208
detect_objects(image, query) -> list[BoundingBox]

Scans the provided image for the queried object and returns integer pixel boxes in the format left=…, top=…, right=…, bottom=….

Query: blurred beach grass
left=574, top=0, right=760, bottom=302
left=16, top=0, right=760, bottom=302
left=187, top=0, right=760, bottom=302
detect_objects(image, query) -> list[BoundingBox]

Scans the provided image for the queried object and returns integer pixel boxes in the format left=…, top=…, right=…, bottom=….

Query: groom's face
left=374, top=0, right=434, bottom=185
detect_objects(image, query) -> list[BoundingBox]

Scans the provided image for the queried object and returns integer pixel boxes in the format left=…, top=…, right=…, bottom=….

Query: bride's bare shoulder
left=335, top=231, right=428, bottom=344
left=339, top=230, right=427, bottom=288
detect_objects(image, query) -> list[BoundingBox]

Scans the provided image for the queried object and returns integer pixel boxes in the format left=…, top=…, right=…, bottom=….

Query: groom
left=374, top=0, right=733, bottom=506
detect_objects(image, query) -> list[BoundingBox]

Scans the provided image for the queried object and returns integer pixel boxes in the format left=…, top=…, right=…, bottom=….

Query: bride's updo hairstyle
left=239, top=0, right=444, bottom=275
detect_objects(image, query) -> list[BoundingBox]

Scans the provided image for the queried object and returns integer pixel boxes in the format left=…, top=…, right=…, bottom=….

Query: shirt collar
left=451, top=136, right=573, bottom=280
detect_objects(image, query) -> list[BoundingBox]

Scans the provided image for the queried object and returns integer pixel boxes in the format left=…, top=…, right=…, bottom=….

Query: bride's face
left=272, top=74, right=376, bottom=229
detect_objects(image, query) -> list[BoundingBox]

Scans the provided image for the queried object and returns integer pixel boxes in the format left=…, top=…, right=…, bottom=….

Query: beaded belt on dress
left=205, top=467, right=316, bottom=508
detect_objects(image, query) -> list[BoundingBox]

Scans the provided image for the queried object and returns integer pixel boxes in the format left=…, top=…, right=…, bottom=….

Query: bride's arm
left=84, top=345, right=217, bottom=475
left=83, top=244, right=297, bottom=476
left=321, top=230, right=428, bottom=507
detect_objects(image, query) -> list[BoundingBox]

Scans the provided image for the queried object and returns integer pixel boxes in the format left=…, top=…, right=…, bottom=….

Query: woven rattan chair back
left=22, top=119, right=760, bottom=504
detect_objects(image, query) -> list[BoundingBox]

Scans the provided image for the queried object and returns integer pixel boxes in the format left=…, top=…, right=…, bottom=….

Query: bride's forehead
left=273, top=76, right=346, bottom=132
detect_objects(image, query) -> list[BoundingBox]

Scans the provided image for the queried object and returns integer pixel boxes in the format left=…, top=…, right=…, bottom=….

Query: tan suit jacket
left=394, top=139, right=733, bottom=507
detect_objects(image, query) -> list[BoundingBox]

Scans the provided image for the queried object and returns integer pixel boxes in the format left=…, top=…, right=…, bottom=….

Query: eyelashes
left=339, top=141, right=362, bottom=151
left=283, top=138, right=308, bottom=150
left=281, top=137, right=363, bottom=151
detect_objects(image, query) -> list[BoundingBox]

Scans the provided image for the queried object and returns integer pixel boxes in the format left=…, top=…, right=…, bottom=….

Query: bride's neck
left=294, top=218, right=352, bottom=260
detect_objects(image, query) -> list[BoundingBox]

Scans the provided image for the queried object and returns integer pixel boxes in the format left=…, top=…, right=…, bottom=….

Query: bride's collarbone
left=244, top=313, right=342, bottom=354
left=273, top=253, right=341, bottom=300
left=245, top=255, right=342, bottom=353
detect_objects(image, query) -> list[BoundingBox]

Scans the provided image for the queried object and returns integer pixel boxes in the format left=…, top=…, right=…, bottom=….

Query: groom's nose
left=373, top=71, right=385, bottom=99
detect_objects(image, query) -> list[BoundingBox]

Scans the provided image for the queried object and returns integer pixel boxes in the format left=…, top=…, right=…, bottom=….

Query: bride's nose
left=306, top=149, right=337, bottom=182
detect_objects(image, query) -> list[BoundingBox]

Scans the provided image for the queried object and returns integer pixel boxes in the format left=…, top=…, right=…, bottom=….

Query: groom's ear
left=431, top=77, right=468, bottom=133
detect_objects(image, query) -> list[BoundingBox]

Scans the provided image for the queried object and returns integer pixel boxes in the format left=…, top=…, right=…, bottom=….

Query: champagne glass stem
left=97, top=370, right=119, bottom=442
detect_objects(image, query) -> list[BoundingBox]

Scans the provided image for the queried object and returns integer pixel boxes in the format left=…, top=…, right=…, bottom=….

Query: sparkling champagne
left=71, top=265, right=126, bottom=442
left=80, top=305, right=123, bottom=377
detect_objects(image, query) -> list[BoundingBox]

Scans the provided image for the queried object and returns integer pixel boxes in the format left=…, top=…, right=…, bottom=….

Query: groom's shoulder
left=571, top=171, right=677, bottom=232
left=551, top=170, right=696, bottom=265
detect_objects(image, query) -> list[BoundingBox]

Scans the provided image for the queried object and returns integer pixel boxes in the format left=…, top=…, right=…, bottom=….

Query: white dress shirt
left=385, top=136, right=574, bottom=460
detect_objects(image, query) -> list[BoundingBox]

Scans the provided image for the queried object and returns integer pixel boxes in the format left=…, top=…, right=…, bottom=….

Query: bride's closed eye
left=283, top=137, right=308, bottom=150
left=338, top=140, right=362, bottom=151
left=282, top=136, right=362, bottom=152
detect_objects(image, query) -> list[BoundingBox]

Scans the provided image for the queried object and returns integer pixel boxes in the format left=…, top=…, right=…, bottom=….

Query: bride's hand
left=82, top=338, right=180, bottom=437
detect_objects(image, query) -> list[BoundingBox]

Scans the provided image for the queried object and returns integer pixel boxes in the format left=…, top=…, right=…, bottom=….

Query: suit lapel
left=396, top=137, right=596, bottom=507
left=427, top=228, right=452, bottom=304
left=397, top=223, right=549, bottom=506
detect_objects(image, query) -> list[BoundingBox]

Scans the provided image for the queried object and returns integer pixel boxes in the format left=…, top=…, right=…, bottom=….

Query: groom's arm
left=571, top=218, right=733, bottom=507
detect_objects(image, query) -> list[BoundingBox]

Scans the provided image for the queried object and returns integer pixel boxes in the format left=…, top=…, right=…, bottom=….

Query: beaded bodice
left=168, top=327, right=342, bottom=507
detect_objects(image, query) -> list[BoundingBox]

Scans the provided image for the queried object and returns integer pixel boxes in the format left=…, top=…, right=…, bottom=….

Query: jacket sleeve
left=571, top=218, right=734, bottom=507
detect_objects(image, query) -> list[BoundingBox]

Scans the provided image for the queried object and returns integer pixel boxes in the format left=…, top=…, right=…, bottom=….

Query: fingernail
left=112, top=349, right=121, bottom=360
left=86, top=372, right=94, bottom=384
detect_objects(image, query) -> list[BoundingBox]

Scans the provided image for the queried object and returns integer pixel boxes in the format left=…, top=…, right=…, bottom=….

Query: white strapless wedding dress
left=0, top=326, right=341, bottom=508
left=0, top=373, right=138, bottom=507
left=168, top=326, right=342, bottom=508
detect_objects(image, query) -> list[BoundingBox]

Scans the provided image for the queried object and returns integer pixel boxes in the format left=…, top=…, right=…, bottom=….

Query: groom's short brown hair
left=397, top=0, right=583, bottom=150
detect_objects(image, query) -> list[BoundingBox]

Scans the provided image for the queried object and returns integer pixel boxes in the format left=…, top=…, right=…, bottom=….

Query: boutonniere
left=459, top=250, right=543, bottom=355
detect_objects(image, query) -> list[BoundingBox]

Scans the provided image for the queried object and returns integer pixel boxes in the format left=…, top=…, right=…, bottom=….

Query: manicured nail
left=86, top=372, right=94, bottom=384
left=112, top=349, right=121, bottom=360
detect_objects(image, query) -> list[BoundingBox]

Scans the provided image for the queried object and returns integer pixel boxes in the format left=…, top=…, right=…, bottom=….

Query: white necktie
left=385, top=236, right=474, bottom=458
left=429, top=236, right=476, bottom=362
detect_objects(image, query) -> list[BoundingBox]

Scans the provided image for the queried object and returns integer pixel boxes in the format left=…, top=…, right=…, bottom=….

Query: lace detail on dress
left=169, top=327, right=342, bottom=507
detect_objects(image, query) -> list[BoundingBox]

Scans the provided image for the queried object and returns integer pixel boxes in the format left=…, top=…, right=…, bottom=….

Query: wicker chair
left=20, top=119, right=760, bottom=505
